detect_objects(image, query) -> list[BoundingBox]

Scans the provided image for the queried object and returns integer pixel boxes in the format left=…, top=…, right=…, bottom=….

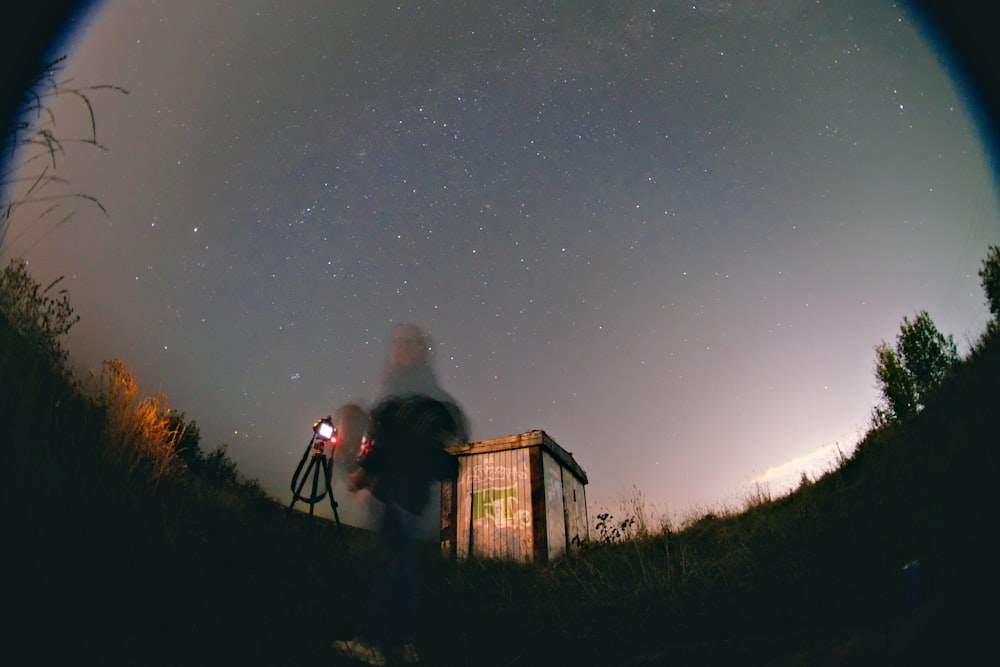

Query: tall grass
left=1, top=57, right=126, bottom=250
left=0, top=259, right=267, bottom=550
left=93, top=358, right=183, bottom=488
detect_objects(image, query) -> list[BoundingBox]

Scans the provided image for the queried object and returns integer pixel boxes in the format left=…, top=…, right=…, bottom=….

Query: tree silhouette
left=874, top=340, right=916, bottom=422
left=874, top=310, right=959, bottom=424
left=978, top=244, right=1000, bottom=327
left=168, top=411, right=202, bottom=468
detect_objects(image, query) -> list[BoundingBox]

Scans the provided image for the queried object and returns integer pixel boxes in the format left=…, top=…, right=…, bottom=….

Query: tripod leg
left=322, top=456, right=359, bottom=585
left=281, top=455, right=319, bottom=532
left=305, top=459, right=324, bottom=550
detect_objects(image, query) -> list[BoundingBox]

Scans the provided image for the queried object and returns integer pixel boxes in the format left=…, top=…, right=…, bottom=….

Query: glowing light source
left=314, top=417, right=336, bottom=442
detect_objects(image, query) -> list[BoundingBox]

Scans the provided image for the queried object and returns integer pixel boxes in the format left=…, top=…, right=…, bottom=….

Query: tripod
left=281, top=418, right=356, bottom=582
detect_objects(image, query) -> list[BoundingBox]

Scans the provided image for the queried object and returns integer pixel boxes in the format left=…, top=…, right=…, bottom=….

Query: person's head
left=387, top=322, right=431, bottom=369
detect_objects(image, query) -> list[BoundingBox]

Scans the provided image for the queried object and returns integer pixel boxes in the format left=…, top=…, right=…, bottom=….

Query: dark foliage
left=874, top=310, right=960, bottom=423
left=4, top=253, right=1000, bottom=664
left=979, top=244, right=1000, bottom=325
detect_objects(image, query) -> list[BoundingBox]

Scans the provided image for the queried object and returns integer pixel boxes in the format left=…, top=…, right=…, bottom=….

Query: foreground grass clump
left=3, top=259, right=999, bottom=665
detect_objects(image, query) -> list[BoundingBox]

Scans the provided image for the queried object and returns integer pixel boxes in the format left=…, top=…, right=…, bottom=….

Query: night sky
left=4, top=0, right=998, bottom=528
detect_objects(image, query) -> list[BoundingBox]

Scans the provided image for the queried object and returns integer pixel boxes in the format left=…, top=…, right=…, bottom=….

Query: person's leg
left=335, top=500, right=390, bottom=666
left=393, top=506, right=419, bottom=645
left=383, top=503, right=420, bottom=664
left=357, top=499, right=390, bottom=641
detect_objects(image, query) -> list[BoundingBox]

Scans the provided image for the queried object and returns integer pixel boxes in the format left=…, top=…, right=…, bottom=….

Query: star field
left=5, top=0, right=998, bottom=526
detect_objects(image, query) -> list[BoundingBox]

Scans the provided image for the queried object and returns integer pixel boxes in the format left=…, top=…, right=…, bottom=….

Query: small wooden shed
left=440, top=430, right=589, bottom=562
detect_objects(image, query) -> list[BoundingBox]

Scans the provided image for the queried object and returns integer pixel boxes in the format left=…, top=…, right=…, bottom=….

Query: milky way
left=4, top=0, right=998, bottom=527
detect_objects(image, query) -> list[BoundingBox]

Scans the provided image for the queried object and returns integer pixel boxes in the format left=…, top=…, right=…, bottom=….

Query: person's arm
left=347, top=467, right=373, bottom=493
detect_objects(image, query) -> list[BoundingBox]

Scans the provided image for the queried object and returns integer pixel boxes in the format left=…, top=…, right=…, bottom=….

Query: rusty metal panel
left=541, top=450, right=567, bottom=560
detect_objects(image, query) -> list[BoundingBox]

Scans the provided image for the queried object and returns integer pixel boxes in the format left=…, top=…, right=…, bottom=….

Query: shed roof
left=446, top=430, right=588, bottom=484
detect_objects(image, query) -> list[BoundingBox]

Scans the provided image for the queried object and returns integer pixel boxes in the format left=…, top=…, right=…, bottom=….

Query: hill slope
left=3, top=321, right=999, bottom=665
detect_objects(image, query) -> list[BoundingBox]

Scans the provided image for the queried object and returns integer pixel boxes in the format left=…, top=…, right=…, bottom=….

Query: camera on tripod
left=311, top=416, right=337, bottom=456
left=289, top=416, right=341, bottom=508
left=280, top=414, right=356, bottom=579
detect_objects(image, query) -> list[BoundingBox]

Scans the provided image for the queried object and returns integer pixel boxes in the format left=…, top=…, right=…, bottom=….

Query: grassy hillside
left=2, top=293, right=998, bottom=665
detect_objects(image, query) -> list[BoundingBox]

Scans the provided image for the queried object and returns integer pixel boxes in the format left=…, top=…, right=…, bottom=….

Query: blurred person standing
left=333, top=323, right=469, bottom=666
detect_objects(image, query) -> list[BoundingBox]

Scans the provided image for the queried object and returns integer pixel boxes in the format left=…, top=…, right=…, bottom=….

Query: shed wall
left=455, top=449, right=533, bottom=561
left=542, top=450, right=567, bottom=560
left=562, top=470, right=589, bottom=545
left=445, top=430, right=588, bottom=562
